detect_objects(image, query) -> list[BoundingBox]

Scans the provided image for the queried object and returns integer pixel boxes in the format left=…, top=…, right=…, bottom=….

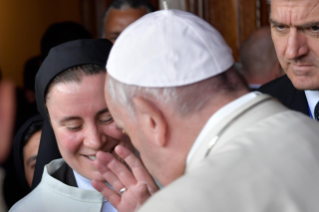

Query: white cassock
left=138, top=92, right=319, bottom=212
left=9, top=158, right=117, bottom=212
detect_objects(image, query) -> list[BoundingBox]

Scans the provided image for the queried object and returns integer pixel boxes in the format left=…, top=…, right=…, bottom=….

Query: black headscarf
left=13, top=114, right=43, bottom=192
left=32, top=39, right=113, bottom=189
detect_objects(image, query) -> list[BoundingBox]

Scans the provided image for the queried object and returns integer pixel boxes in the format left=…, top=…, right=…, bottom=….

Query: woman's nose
left=83, top=126, right=106, bottom=150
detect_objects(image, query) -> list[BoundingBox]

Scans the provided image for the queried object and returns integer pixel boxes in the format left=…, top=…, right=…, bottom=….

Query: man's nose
left=285, top=28, right=309, bottom=61
left=83, top=126, right=106, bottom=150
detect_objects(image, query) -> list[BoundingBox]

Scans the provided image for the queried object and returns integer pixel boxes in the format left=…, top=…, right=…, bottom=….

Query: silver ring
left=119, top=187, right=127, bottom=195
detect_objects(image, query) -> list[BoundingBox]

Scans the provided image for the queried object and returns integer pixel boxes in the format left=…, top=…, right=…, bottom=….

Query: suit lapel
left=289, top=89, right=309, bottom=116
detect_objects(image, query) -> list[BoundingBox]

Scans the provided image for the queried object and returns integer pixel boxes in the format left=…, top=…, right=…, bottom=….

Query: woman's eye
left=66, top=126, right=82, bottom=131
left=99, top=117, right=114, bottom=124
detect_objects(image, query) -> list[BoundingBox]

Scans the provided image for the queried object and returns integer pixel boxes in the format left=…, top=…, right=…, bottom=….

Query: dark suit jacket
left=258, top=75, right=309, bottom=116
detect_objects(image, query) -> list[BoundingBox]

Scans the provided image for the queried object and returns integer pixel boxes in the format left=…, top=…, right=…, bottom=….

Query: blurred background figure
left=0, top=81, right=15, bottom=164
left=0, top=80, right=16, bottom=212
left=21, top=56, right=42, bottom=126
left=13, top=115, right=42, bottom=192
left=240, top=27, right=284, bottom=90
left=102, top=0, right=155, bottom=42
left=41, top=22, right=92, bottom=60
left=23, top=56, right=41, bottom=106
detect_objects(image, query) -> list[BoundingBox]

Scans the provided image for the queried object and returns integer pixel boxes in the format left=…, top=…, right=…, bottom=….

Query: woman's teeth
left=88, top=156, right=96, bottom=161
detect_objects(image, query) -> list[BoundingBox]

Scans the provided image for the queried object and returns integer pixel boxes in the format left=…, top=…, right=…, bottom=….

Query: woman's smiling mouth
left=83, top=145, right=117, bottom=161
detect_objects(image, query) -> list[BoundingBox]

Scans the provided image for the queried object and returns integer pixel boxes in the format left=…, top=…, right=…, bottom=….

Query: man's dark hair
left=102, top=0, right=155, bottom=37
left=41, top=22, right=92, bottom=60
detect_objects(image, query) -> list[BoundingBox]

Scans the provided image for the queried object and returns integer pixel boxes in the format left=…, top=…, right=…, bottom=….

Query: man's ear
left=132, top=97, right=167, bottom=147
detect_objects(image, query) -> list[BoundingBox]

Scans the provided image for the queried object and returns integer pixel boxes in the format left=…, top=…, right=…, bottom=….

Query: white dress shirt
left=186, top=92, right=259, bottom=164
left=73, top=170, right=118, bottom=212
left=305, top=90, right=319, bottom=120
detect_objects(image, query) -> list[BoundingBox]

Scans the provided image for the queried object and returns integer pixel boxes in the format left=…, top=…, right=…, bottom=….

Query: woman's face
left=24, top=130, right=41, bottom=187
left=46, top=72, right=133, bottom=181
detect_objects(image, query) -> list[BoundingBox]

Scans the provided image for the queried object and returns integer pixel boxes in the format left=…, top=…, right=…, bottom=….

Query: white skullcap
left=107, top=9, right=234, bottom=87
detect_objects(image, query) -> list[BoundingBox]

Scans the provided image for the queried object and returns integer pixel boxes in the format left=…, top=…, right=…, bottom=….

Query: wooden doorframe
left=80, top=0, right=269, bottom=60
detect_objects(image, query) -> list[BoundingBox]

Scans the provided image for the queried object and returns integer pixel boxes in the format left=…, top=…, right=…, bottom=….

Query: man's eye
left=276, top=25, right=286, bottom=31
left=310, top=26, right=319, bottom=32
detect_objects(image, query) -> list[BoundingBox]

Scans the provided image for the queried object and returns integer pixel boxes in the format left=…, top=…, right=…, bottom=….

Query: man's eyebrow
left=26, top=155, right=37, bottom=166
left=297, top=22, right=319, bottom=29
left=269, top=18, right=319, bottom=28
left=269, top=18, right=283, bottom=26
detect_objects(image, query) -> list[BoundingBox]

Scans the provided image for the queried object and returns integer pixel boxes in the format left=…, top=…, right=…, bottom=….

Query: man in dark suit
left=259, top=0, right=319, bottom=120
left=259, top=75, right=309, bottom=116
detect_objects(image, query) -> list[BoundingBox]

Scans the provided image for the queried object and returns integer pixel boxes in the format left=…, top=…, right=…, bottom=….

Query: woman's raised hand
left=92, top=145, right=159, bottom=212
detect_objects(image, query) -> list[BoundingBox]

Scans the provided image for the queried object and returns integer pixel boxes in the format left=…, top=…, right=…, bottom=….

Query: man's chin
left=290, top=76, right=319, bottom=90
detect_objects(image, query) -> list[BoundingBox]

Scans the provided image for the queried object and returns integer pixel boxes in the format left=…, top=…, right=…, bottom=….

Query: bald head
left=240, top=27, right=283, bottom=86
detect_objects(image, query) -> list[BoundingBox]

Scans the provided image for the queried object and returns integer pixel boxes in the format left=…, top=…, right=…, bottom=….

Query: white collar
left=249, top=84, right=261, bottom=89
left=186, top=92, right=259, bottom=164
left=73, top=170, right=118, bottom=212
left=73, top=170, right=97, bottom=191
left=304, top=90, right=319, bottom=120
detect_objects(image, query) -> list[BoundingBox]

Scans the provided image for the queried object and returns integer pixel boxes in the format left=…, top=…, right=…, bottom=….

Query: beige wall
left=0, top=0, right=81, bottom=87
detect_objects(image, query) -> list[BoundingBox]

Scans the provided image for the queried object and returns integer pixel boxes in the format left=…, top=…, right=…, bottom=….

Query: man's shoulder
left=138, top=110, right=319, bottom=212
left=258, top=75, right=308, bottom=114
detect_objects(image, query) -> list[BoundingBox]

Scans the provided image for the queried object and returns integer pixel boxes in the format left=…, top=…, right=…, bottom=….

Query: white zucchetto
left=107, top=9, right=234, bottom=87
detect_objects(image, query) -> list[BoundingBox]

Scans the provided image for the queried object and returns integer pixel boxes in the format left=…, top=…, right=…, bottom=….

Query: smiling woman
left=9, top=39, right=134, bottom=212
left=45, top=64, right=129, bottom=182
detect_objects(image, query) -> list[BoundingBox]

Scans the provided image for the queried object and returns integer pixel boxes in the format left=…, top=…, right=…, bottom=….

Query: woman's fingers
left=94, top=154, right=125, bottom=192
left=96, top=151, right=137, bottom=189
left=92, top=180, right=121, bottom=207
left=94, top=146, right=157, bottom=212
left=135, top=183, right=152, bottom=206
left=115, top=145, right=159, bottom=194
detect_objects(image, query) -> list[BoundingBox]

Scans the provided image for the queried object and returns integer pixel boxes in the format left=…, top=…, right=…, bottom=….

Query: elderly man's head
left=268, top=0, right=319, bottom=90
left=102, top=0, right=154, bottom=43
left=104, top=10, right=249, bottom=186
left=105, top=68, right=248, bottom=185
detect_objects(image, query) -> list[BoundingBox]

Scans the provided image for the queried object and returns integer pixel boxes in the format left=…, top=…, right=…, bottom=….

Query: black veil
left=13, top=114, right=43, bottom=191
left=32, top=39, right=113, bottom=189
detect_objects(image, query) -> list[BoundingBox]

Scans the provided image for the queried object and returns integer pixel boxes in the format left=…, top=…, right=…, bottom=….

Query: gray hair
left=107, top=67, right=248, bottom=117
left=102, top=0, right=155, bottom=37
